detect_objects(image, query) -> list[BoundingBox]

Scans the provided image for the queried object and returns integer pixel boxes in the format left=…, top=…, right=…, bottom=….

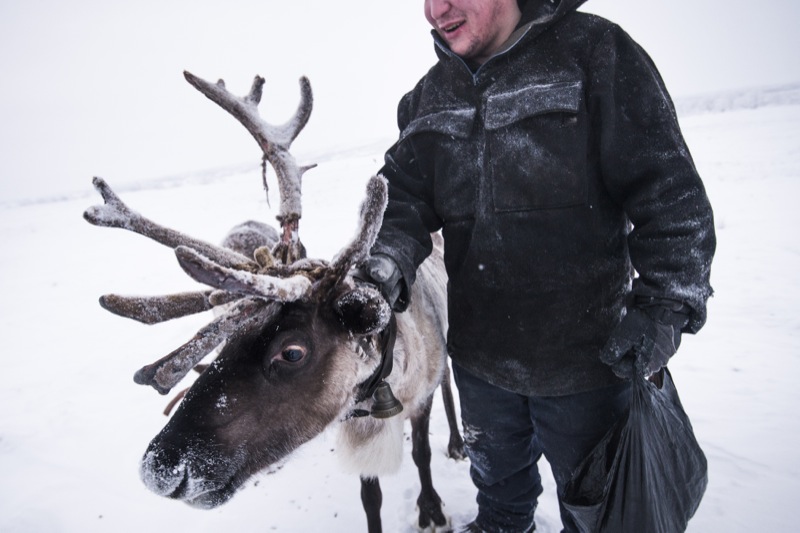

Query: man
left=362, top=0, right=715, bottom=531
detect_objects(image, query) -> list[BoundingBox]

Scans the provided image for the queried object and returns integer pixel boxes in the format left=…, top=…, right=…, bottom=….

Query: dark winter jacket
left=371, top=0, right=716, bottom=396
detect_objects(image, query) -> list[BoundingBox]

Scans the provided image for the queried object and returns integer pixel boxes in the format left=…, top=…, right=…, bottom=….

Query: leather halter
left=348, top=312, right=398, bottom=418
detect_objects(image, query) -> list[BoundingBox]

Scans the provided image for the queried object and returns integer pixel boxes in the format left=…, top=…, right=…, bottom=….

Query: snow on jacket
left=371, top=0, right=716, bottom=396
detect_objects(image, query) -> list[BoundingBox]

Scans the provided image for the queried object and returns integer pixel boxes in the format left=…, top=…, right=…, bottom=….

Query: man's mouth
left=442, top=21, right=464, bottom=34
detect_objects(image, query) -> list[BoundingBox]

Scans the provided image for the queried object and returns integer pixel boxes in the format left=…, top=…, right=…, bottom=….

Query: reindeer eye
left=280, top=345, right=306, bottom=363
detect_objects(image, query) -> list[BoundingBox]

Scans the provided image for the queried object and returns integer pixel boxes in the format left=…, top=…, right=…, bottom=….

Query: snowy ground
left=1, top=89, right=798, bottom=532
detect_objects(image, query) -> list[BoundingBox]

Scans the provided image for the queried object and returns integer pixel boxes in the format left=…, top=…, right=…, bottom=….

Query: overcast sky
left=1, top=0, right=798, bottom=203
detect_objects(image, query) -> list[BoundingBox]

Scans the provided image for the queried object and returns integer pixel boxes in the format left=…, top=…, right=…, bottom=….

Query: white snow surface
left=0, top=87, right=799, bottom=532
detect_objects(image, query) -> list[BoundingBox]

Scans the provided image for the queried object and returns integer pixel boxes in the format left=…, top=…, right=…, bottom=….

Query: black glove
left=352, top=254, right=405, bottom=311
left=600, top=300, right=690, bottom=379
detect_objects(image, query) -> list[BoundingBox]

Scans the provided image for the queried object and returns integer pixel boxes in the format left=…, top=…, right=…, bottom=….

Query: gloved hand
left=352, top=254, right=405, bottom=311
left=600, top=300, right=690, bottom=379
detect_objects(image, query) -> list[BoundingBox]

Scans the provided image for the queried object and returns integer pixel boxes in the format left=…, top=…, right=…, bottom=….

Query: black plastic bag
left=563, top=368, right=707, bottom=533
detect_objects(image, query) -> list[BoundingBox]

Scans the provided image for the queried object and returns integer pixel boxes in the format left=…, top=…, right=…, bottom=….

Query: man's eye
left=280, top=346, right=306, bottom=363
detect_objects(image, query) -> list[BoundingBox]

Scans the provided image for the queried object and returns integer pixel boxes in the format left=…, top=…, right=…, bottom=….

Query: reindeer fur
left=337, top=234, right=448, bottom=479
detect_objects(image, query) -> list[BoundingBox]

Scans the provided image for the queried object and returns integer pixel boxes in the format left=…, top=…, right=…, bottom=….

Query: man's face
left=424, top=0, right=522, bottom=64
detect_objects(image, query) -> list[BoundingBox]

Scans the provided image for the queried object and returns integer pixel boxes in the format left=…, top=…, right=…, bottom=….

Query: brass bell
left=370, top=381, right=403, bottom=419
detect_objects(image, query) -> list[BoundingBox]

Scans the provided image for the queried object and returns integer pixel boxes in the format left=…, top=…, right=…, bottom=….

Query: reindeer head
left=85, top=73, right=398, bottom=508
left=140, top=286, right=390, bottom=508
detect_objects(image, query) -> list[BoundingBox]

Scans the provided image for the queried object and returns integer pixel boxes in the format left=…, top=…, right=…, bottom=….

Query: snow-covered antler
left=122, top=174, right=387, bottom=393
left=100, top=291, right=216, bottom=325
left=84, top=178, right=317, bottom=394
left=84, top=177, right=257, bottom=272
left=184, top=71, right=317, bottom=264
left=327, top=175, right=389, bottom=286
left=84, top=71, right=325, bottom=394
left=85, top=78, right=389, bottom=396
left=175, top=245, right=313, bottom=303
left=98, top=290, right=241, bottom=325
left=133, top=298, right=278, bottom=394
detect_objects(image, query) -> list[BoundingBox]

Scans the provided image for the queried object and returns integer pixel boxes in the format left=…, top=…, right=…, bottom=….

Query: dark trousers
left=452, top=362, right=631, bottom=533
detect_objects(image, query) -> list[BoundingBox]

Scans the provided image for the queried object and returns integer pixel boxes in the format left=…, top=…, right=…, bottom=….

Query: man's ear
left=334, top=286, right=391, bottom=335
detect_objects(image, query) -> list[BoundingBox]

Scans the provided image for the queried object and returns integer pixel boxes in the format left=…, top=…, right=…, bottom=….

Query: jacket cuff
left=634, top=294, right=693, bottom=331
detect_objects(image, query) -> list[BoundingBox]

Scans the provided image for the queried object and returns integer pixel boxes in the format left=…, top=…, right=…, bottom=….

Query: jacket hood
left=432, top=0, right=589, bottom=64
left=517, top=0, right=589, bottom=32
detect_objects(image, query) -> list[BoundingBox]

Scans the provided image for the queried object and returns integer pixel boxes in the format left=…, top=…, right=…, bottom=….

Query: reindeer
left=84, top=72, right=464, bottom=532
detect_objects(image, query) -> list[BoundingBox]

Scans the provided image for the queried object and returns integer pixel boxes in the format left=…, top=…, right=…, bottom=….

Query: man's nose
left=426, top=0, right=452, bottom=21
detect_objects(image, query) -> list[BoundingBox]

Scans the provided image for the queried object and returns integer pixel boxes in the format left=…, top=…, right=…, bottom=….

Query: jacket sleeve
left=370, top=88, right=444, bottom=305
left=589, top=25, right=716, bottom=333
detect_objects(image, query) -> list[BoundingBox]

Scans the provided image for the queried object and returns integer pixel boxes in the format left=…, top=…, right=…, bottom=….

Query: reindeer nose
left=140, top=445, right=188, bottom=498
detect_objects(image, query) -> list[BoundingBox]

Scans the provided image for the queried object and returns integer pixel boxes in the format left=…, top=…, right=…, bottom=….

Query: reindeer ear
left=334, top=287, right=391, bottom=336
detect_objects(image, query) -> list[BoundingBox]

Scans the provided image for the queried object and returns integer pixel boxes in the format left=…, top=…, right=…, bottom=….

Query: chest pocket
left=400, top=108, right=475, bottom=143
left=485, top=80, right=588, bottom=212
left=399, top=107, right=477, bottom=221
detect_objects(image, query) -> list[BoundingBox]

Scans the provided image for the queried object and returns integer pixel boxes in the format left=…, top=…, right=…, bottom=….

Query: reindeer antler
left=85, top=178, right=318, bottom=394
left=86, top=75, right=391, bottom=397
left=84, top=177, right=258, bottom=272
left=98, top=290, right=241, bottom=325
left=328, top=175, right=389, bottom=285
left=184, top=71, right=317, bottom=264
left=85, top=71, right=324, bottom=395
left=133, top=298, right=279, bottom=394
left=123, top=172, right=387, bottom=392
left=100, top=291, right=214, bottom=325
left=175, top=245, right=313, bottom=303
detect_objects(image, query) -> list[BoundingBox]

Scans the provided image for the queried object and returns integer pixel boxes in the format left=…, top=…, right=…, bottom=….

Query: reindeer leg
left=411, top=394, right=450, bottom=531
left=440, top=364, right=466, bottom=460
left=360, top=476, right=383, bottom=533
